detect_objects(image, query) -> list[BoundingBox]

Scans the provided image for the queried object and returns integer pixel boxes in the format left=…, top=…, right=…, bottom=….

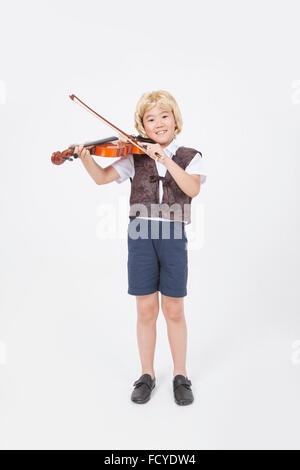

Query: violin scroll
left=51, top=148, right=79, bottom=165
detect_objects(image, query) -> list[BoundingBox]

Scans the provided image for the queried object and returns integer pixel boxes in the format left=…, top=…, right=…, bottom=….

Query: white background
left=0, top=0, right=300, bottom=450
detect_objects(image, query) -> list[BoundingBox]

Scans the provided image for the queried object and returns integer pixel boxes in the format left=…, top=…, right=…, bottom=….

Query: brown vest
left=129, top=146, right=201, bottom=225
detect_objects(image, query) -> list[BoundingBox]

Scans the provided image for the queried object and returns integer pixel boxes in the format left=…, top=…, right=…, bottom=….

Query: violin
left=51, top=135, right=155, bottom=165
left=51, top=94, right=158, bottom=165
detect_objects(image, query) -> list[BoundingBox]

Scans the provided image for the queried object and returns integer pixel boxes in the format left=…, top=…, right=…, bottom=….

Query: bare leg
left=135, top=291, right=159, bottom=380
left=161, top=295, right=187, bottom=378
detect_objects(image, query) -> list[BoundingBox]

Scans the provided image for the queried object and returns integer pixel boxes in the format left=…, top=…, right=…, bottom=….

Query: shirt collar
left=163, top=139, right=179, bottom=158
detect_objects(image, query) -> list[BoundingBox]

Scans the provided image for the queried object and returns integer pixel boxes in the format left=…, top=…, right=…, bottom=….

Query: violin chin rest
left=132, top=134, right=155, bottom=143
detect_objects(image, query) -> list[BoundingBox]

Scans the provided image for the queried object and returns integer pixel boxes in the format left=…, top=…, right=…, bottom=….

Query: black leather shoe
left=131, top=373, right=156, bottom=404
left=173, top=375, right=194, bottom=405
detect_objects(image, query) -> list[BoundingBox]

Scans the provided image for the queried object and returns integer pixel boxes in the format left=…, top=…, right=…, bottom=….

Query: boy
left=73, top=90, right=207, bottom=405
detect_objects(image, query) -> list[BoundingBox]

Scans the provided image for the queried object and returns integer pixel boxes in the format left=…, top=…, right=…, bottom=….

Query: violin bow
left=69, top=94, right=146, bottom=153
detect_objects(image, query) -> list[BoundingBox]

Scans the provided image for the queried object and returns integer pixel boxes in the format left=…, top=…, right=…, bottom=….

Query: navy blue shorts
left=127, top=218, right=188, bottom=298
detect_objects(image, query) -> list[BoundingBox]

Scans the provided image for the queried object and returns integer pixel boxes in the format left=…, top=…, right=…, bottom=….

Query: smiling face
left=142, top=105, right=177, bottom=148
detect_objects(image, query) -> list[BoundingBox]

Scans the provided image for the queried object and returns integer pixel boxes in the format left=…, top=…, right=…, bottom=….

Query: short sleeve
left=185, top=152, right=207, bottom=184
left=111, top=154, right=135, bottom=184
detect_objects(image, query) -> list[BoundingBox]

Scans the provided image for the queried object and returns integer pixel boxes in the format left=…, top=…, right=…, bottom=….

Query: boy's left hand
left=142, top=143, right=168, bottom=162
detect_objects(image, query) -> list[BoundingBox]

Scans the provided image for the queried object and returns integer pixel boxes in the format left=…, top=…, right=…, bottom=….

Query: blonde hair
left=134, top=90, right=183, bottom=139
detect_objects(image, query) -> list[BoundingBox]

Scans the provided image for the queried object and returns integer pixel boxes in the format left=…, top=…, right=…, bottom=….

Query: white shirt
left=112, top=139, right=207, bottom=223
